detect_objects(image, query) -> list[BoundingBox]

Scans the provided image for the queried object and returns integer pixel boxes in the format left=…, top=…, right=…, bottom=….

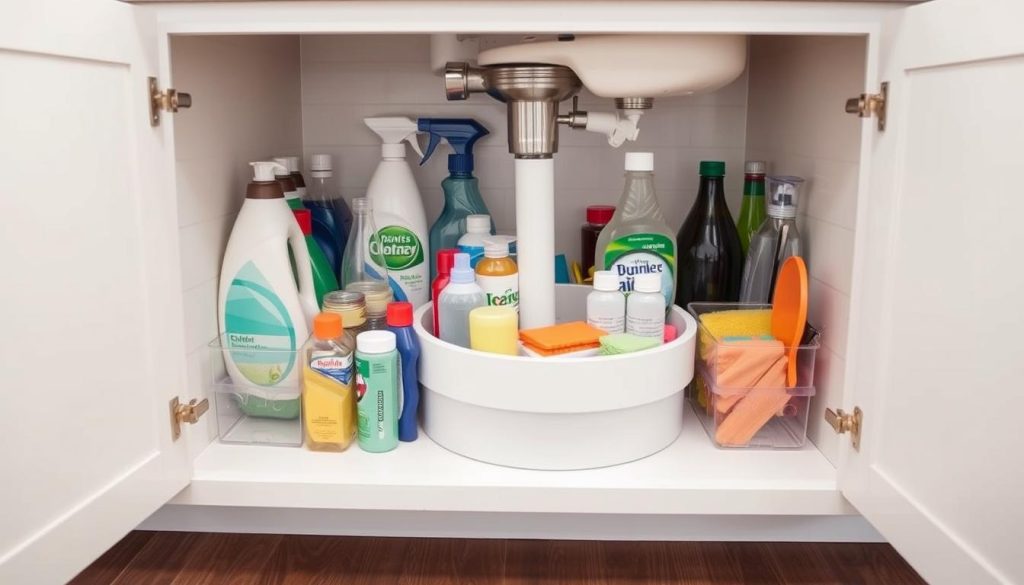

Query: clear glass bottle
left=595, top=153, right=676, bottom=309
left=342, top=197, right=390, bottom=292
left=739, top=176, right=805, bottom=303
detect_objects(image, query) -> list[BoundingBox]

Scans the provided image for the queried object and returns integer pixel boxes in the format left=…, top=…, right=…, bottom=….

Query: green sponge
left=599, top=334, right=661, bottom=355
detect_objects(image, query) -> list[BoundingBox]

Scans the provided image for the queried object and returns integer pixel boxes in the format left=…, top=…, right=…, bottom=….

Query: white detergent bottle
left=364, top=117, right=430, bottom=309
left=219, top=161, right=319, bottom=393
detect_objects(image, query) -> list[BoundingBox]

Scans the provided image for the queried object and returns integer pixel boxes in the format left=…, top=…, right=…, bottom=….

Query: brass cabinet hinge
left=149, top=76, right=192, bottom=127
left=845, top=82, right=888, bottom=131
left=825, top=406, right=863, bottom=451
left=170, top=396, right=209, bottom=440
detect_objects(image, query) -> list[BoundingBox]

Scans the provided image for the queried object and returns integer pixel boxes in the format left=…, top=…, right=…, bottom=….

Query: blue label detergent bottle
left=305, top=153, right=352, bottom=282
left=418, top=118, right=494, bottom=283
left=386, top=301, right=421, bottom=442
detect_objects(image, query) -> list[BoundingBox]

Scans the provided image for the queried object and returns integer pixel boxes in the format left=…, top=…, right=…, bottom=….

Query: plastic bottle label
left=373, top=225, right=426, bottom=305
left=603, top=234, right=675, bottom=308
left=458, top=244, right=485, bottom=268
left=479, top=274, right=519, bottom=311
left=355, top=355, right=398, bottom=449
left=224, top=261, right=297, bottom=386
left=627, top=313, right=664, bottom=338
left=588, top=314, right=625, bottom=335
left=310, top=351, right=353, bottom=385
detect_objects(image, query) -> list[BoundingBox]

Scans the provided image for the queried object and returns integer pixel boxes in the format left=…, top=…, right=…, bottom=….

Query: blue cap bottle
left=418, top=118, right=496, bottom=284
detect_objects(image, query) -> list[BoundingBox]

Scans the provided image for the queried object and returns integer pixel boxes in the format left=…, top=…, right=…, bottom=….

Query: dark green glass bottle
left=675, top=161, right=744, bottom=307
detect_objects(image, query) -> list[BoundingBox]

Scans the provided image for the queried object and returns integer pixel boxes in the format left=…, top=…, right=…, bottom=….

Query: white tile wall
left=745, top=35, right=866, bottom=464
left=298, top=34, right=750, bottom=265
left=171, top=35, right=305, bottom=444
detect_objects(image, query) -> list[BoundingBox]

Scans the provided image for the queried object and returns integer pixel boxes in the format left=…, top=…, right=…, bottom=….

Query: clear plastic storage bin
left=687, top=303, right=819, bottom=449
left=207, top=335, right=303, bottom=447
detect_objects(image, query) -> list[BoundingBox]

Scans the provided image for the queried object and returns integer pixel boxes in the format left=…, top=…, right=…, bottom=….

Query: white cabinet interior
left=170, top=32, right=865, bottom=466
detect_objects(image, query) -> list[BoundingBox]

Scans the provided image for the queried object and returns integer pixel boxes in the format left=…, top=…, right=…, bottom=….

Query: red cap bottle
left=387, top=301, right=414, bottom=327
left=431, top=249, right=459, bottom=336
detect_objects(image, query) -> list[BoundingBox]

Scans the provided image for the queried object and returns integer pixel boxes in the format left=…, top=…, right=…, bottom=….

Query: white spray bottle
left=219, top=161, right=319, bottom=403
left=364, top=117, right=430, bottom=309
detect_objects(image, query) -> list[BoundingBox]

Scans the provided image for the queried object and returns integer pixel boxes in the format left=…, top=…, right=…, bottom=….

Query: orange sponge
left=519, top=321, right=605, bottom=356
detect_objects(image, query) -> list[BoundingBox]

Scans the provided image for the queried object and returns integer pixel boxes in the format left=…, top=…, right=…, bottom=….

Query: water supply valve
left=557, top=96, right=647, bottom=148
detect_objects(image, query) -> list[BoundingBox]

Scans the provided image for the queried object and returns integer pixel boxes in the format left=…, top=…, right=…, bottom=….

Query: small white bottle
left=626, top=273, right=665, bottom=342
left=587, top=271, right=626, bottom=334
left=438, top=253, right=487, bottom=348
left=457, top=214, right=493, bottom=268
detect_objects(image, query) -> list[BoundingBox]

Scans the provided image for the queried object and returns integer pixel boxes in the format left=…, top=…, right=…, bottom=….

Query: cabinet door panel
left=844, top=1, right=1024, bottom=583
left=0, top=1, right=189, bottom=583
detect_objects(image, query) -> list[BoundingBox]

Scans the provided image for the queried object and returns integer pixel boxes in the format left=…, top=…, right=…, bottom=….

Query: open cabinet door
left=0, top=0, right=191, bottom=582
left=843, top=1, right=1024, bottom=583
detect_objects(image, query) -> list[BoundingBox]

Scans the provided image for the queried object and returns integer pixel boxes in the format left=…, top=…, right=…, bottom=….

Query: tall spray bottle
left=418, top=118, right=493, bottom=283
left=364, top=117, right=430, bottom=308
left=219, top=161, right=318, bottom=393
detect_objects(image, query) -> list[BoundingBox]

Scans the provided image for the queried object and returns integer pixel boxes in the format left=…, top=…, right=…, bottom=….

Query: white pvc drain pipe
left=514, top=158, right=556, bottom=329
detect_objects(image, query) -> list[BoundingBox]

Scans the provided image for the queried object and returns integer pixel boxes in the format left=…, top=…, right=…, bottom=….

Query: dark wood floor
left=70, top=531, right=926, bottom=584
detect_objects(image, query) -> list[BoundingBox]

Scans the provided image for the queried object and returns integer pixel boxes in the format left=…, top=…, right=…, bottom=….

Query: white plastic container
left=218, top=162, right=318, bottom=390
left=587, top=270, right=625, bottom=334
left=415, top=284, right=696, bottom=470
left=457, top=214, right=493, bottom=268
left=626, top=273, right=665, bottom=341
left=364, top=117, right=430, bottom=308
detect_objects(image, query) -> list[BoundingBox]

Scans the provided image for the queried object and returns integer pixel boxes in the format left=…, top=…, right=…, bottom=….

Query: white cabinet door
left=843, top=1, right=1024, bottom=583
left=0, top=1, right=191, bottom=583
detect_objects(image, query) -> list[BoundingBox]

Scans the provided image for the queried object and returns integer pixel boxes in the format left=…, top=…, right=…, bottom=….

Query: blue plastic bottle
left=306, top=154, right=353, bottom=282
left=387, top=301, right=421, bottom=442
left=418, top=118, right=495, bottom=283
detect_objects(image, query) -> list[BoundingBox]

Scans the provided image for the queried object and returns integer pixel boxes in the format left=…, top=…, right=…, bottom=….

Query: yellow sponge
left=695, top=309, right=773, bottom=409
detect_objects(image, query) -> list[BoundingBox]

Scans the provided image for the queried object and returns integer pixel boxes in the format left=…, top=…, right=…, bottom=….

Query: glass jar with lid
left=323, top=290, right=366, bottom=344
left=345, top=281, right=393, bottom=331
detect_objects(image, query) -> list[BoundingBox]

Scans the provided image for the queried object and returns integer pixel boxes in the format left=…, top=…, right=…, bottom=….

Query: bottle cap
left=586, top=205, right=615, bottom=225
left=436, top=249, right=458, bottom=277
left=310, top=154, right=332, bottom=172
left=345, top=280, right=392, bottom=315
left=352, top=197, right=371, bottom=213
left=250, top=161, right=287, bottom=182
left=634, top=273, right=662, bottom=293
left=483, top=238, right=509, bottom=259
left=313, top=312, right=343, bottom=339
left=275, top=156, right=300, bottom=173
left=625, top=152, right=654, bottom=172
left=357, top=330, right=396, bottom=354
left=699, top=161, right=726, bottom=177
left=465, top=214, right=491, bottom=234
left=292, top=209, right=312, bottom=235
left=272, top=157, right=293, bottom=177
left=386, top=301, right=414, bottom=327
left=449, top=253, right=475, bottom=284
left=323, top=290, right=364, bottom=311
left=766, top=175, right=804, bottom=219
left=744, top=160, right=766, bottom=175
left=592, top=270, right=619, bottom=292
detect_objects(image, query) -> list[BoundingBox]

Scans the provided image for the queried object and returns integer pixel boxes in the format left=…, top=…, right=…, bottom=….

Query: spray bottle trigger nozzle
left=420, top=133, right=442, bottom=166
left=406, top=133, right=425, bottom=159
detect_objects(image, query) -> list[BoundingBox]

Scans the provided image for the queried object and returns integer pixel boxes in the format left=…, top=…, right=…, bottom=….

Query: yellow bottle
left=475, top=238, right=519, bottom=311
left=469, top=306, right=519, bottom=355
left=302, top=312, right=356, bottom=451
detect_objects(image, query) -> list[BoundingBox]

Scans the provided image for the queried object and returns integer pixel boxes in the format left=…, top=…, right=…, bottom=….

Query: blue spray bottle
left=418, top=118, right=495, bottom=283
left=386, top=301, right=421, bottom=442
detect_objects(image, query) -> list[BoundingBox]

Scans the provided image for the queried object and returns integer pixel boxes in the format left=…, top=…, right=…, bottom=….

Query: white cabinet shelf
left=175, top=404, right=848, bottom=516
